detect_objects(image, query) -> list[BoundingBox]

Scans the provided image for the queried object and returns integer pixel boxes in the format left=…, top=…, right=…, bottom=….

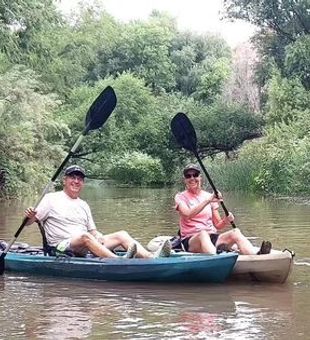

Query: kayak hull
left=147, top=236, right=294, bottom=283
left=3, top=252, right=238, bottom=283
left=231, top=249, right=293, bottom=283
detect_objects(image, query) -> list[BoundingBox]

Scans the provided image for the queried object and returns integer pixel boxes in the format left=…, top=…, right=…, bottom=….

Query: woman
left=174, top=164, right=272, bottom=255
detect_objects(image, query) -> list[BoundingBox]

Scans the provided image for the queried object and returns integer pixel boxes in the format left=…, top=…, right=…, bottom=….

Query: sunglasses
left=184, top=172, right=200, bottom=179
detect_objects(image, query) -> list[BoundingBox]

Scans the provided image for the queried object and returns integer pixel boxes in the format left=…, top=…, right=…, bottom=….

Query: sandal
left=216, top=243, right=232, bottom=254
left=257, top=240, right=272, bottom=255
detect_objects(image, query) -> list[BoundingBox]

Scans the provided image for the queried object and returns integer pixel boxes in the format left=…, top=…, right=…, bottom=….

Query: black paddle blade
left=84, top=86, right=117, bottom=133
left=171, top=112, right=197, bottom=153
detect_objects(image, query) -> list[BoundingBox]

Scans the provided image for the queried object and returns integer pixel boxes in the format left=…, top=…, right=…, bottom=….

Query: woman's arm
left=177, top=193, right=217, bottom=218
left=212, top=209, right=234, bottom=230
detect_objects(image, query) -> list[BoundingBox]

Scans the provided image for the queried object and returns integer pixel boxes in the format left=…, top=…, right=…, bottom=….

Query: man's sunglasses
left=184, top=173, right=200, bottom=179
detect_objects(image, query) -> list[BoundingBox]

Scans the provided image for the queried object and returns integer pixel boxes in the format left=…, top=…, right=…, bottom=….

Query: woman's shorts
left=181, top=233, right=219, bottom=252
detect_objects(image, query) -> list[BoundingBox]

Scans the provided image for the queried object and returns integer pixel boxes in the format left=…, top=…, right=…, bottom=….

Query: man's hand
left=24, top=207, right=38, bottom=225
left=24, top=207, right=36, bottom=219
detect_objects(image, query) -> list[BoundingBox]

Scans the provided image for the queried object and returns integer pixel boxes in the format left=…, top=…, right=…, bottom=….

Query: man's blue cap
left=64, top=165, right=86, bottom=177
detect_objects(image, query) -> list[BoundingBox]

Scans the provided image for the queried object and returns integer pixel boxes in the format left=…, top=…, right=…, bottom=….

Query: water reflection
left=0, top=273, right=299, bottom=339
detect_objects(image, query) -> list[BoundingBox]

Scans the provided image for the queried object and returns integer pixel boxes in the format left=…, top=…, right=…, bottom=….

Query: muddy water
left=0, top=185, right=309, bottom=339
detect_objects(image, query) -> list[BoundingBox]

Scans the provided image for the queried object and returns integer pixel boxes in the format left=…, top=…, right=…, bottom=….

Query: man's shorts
left=56, top=238, right=89, bottom=257
left=56, top=239, right=72, bottom=253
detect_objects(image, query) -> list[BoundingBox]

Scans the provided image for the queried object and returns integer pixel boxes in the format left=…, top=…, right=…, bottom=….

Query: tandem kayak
left=2, top=247, right=238, bottom=283
left=147, top=236, right=294, bottom=284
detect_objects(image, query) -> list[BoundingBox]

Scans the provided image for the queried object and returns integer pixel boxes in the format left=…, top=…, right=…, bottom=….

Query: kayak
left=231, top=248, right=293, bottom=283
left=2, top=246, right=238, bottom=283
left=147, top=236, right=294, bottom=284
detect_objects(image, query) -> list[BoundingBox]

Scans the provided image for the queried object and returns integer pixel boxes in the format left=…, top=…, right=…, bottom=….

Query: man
left=25, top=165, right=171, bottom=258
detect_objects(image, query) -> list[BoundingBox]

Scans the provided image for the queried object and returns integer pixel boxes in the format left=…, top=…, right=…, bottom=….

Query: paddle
left=0, top=86, right=117, bottom=274
left=171, top=112, right=237, bottom=228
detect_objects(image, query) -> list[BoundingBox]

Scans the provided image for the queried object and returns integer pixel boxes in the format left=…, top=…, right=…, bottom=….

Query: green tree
left=20, top=10, right=120, bottom=96
left=170, top=31, right=231, bottom=96
left=0, top=0, right=62, bottom=59
left=266, top=71, right=310, bottom=125
left=285, top=35, right=310, bottom=89
left=0, top=66, right=68, bottom=198
left=103, top=16, right=177, bottom=92
left=195, top=57, right=231, bottom=103
left=224, top=0, right=310, bottom=85
left=108, top=151, right=165, bottom=185
left=194, top=101, right=263, bottom=158
left=223, top=0, right=309, bottom=40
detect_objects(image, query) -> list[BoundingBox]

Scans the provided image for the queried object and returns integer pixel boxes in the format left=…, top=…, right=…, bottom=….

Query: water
left=0, top=185, right=309, bottom=339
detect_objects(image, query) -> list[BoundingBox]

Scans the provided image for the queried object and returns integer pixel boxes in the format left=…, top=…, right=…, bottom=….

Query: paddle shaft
left=194, top=151, right=236, bottom=228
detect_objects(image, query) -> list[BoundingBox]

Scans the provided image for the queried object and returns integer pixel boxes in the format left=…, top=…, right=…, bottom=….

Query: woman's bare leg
left=216, top=228, right=256, bottom=255
left=188, top=230, right=216, bottom=254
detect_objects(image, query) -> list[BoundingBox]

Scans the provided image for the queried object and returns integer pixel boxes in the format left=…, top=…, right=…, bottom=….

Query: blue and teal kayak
left=3, top=251, right=238, bottom=283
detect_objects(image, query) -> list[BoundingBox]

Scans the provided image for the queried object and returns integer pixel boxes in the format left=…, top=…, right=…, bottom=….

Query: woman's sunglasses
left=184, top=172, right=200, bottom=179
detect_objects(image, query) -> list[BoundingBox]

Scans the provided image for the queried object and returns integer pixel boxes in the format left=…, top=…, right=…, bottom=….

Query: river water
left=0, top=185, right=309, bottom=339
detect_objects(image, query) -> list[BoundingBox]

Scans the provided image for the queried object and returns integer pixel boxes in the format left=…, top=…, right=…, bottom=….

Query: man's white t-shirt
left=35, top=191, right=96, bottom=247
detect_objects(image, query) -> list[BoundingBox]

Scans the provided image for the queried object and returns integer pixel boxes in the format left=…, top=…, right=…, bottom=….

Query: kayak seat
left=37, top=222, right=75, bottom=257
left=37, top=222, right=52, bottom=256
left=170, top=236, right=185, bottom=252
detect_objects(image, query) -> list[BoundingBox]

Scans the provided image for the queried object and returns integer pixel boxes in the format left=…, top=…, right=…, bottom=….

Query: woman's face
left=184, top=171, right=202, bottom=191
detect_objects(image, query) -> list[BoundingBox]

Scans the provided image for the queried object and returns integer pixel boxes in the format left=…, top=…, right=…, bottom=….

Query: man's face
left=63, top=173, right=85, bottom=198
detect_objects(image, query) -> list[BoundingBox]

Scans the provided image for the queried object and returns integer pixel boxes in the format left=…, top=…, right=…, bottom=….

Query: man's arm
left=89, top=229, right=104, bottom=243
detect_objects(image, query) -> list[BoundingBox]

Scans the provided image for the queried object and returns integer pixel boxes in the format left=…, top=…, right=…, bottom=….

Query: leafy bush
left=108, top=152, right=166, bottom=185
left=266, top=72, right=310, bottom=125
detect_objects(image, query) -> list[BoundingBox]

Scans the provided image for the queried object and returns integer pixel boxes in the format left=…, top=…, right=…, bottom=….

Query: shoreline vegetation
left=1, top=1, right=309, bottom=199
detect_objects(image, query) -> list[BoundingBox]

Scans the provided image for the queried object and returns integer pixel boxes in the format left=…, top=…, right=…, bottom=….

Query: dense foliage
left=215, top=0, right=310, bottom=195
left=0, top=0, right=309, bottom=198
left=0, top=67, right=68, bottom=197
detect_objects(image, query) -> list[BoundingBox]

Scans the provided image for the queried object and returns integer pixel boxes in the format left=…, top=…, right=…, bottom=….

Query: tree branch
left=198, top=130, right=263, bottom=158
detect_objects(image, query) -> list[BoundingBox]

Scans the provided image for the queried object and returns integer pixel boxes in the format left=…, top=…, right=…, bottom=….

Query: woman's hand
left=210, top=191, right=223, bottom=203
left=225, top=212, right=234, bottom=223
